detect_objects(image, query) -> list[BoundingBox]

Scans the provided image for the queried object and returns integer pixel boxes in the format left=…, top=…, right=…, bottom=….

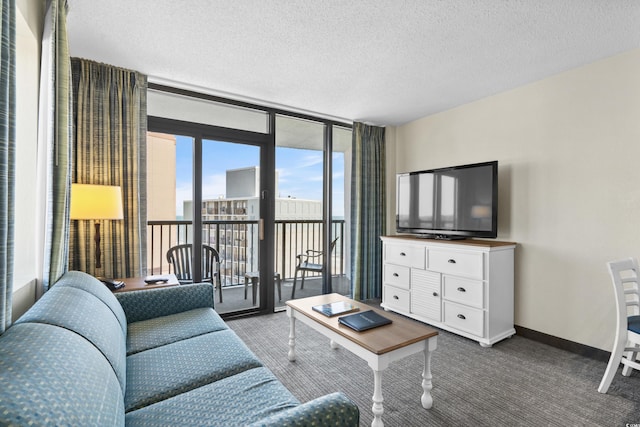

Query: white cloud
left=175, top=173, right=226, bottom=216
left=296, top=154, right=323, bottom=169
left=175, top=183, right=192, bottom=216
left=202, top=173, right=226, bottom=200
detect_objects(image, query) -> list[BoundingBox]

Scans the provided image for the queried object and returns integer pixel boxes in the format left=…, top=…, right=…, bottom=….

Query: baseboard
left=357, top=300, right=610, bottom=362
left=515, top=325, right=609, bottom=363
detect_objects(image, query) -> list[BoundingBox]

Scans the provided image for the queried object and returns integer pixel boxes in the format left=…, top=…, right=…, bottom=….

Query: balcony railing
left=147, top=219, right=346, bottom=287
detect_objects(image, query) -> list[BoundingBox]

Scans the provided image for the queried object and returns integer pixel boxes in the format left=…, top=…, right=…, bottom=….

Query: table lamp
left=70, top=183, right=124, bottom=269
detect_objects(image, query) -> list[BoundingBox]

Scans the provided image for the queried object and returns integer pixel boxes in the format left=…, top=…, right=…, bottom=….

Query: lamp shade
left=70, top=184, right=124, bottom=220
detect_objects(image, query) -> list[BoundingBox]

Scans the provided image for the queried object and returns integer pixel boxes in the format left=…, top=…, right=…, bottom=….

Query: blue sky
left=174, top=136, right=345, bottom=217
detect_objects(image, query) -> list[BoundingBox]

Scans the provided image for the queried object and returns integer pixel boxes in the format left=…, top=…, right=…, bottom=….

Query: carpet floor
left=228, top=309, right=640, bottom=427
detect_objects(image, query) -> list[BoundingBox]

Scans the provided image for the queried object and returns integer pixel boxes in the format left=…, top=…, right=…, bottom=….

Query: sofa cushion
left=54, top=270, right=128, bottom=333
left=125, top=367, right=299, bottom=426
left=15, top=285, right=127, bottom=393
left=0, top=323, right=125, bottom=427
left=126, top=307, right=228, bottom=356
left=125, top=329, right=263, bottom=412
left=116, top=283, right=215, bottom=323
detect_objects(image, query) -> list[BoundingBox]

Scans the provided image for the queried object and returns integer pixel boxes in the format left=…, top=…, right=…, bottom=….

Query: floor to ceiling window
left=273, top=116, right=353, bottom=309
left=200, top=139, right=261, bottom=312
left=145, top=85, right=351, bottom=317
left=274, top=115, right=326, bottom=305
left=146, top=132, right=194, bottom=278
left=331, top=126, right=353, bottom=297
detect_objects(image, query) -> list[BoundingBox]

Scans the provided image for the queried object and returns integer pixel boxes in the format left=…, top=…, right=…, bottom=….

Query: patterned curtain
left=0, top=0, right=15, bottom=332
left=350, top=122, right=386, bottom=300
left=39, top=0, right=72, bottom=292
left=69, top=58, right=147, bottom=279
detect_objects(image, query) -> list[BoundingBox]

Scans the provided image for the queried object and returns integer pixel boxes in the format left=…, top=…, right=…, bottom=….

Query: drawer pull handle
left=393, top=273, right=399, bottom=277
left=457, top=314, right=466, bottom=320
left=393, top=295, right=399, bottom=300
left=448, top=259, right=456, bottom=264
left=457, top=287, right=466, bottom=292
left=432, top=292, right=438, bottom=297
left=400, top=252, right=406, bottom=256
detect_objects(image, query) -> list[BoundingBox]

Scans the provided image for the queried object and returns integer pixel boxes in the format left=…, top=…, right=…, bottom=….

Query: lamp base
left=94, top=222, right=101, bottom=269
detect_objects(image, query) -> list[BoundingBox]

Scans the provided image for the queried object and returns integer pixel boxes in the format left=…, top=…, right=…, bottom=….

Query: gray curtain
left=39, top=0, right=73, bottom=292
left=350, top=122, right=386, bottom=300
left=0, top=0, right=15, bottom=333
left=69, top=58, right=147, bottom=278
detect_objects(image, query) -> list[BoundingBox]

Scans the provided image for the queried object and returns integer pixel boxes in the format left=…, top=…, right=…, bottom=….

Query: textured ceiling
left=66, top=0, right=640, bottom=126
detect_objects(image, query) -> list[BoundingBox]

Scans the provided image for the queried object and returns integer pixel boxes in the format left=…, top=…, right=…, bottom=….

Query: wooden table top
left=381, top=234, right=516, bottom=248
left=112, top=274, right=179, bottom=293
left=286, top=293, right=438, bottom=355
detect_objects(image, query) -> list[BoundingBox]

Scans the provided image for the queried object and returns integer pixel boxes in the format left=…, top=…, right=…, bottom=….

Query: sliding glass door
left=274, top=115, right=325, bottom=306
left=274, top=116, right=352, bottom=309
left=331, top=126, right=352, bottom=296
left=146, top=89, right=274, bottom=317
left=146, top=129, right=268, bottom=316
left=146, top=132, right=194, bottom=279
left=200, top=139, right=262, bottom=312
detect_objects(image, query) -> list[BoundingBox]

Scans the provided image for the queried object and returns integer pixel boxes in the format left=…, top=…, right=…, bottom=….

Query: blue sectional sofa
left=0, top=271, right=359, bottom=426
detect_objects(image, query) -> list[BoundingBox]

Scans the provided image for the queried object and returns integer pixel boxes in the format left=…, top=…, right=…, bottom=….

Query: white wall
left=13, top=0, right=45, bottom=319
left=391, top=49, right=640, bottom=351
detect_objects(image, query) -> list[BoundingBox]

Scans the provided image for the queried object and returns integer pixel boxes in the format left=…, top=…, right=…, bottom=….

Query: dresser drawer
left=383, top=264, right=410, bottom=289
left=428, top=249, right=483, bottom=279
left=443, top=276, right=484, bottom=308
left=443, top=301, right=484, bottom=337
left=385, top=244, right=425, bottom=269
left=384, top=285, right=410, bottom=312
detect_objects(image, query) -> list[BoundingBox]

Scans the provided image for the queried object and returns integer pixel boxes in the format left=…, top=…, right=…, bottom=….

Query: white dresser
left=380, top=235, right=516, bottom=347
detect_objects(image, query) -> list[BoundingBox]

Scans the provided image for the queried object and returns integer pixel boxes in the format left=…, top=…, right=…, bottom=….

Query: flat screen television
left=396, top=161, right=498, bottom=239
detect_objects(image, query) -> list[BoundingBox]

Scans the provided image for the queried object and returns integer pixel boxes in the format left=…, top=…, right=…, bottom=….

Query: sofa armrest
left=115, top=283, right=215, bottom=323
left=247, top=392, right=359, bottom=427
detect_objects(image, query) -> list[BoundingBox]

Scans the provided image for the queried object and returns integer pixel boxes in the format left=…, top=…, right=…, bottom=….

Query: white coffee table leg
left=288, top=315, right=296, bottom=361
left=330, top=339, right=339, bottom=350
left=421, top=339, right=436, bottom=409
left=372, top=369, right=384, bottom=427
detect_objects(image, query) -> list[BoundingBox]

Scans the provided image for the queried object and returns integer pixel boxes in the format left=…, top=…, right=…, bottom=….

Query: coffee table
left=286, top=293, right=438, bottom=427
